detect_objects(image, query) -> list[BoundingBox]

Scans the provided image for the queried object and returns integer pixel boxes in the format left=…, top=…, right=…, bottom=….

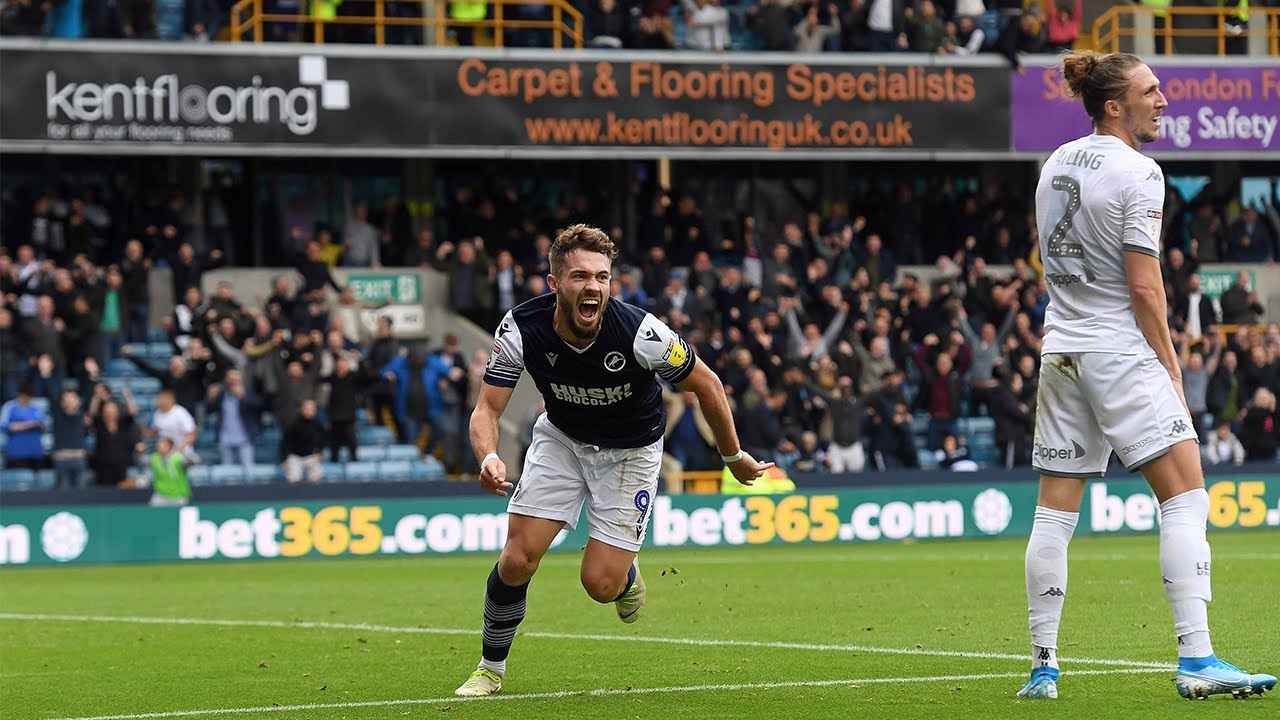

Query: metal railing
left=229, top=0, right=584, bottom=48
left=1092, top=6, right=1280, bottom=56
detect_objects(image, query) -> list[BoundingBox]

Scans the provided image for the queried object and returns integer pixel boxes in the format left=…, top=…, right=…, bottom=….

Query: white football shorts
left=1033, top=352, right=1198, bottom=477
left=508, top=413, right=662, bottom=552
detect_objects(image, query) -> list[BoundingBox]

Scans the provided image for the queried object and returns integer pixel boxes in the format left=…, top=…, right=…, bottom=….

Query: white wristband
left=480, top=452, right=501, bottom=472
left=721, top=450, right=743, bottom=464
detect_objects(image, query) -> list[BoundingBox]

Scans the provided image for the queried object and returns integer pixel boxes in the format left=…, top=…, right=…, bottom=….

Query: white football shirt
left=1036, top=133, right=1165, bottom=356
left=152, top=405, right=197, bottom=446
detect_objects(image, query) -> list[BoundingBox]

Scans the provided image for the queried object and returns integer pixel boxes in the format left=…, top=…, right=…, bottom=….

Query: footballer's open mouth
left=577, top=296, right=601, bottom=321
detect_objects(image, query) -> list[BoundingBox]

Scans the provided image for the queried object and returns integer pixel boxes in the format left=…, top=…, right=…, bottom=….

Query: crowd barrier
left=3, top=469, right=1276, bottom=566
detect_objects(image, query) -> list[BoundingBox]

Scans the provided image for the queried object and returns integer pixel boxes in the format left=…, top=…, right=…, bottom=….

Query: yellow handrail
left=229, top=0, right=584, bottom=48
left=1092, top=6, right=1280, bottom=56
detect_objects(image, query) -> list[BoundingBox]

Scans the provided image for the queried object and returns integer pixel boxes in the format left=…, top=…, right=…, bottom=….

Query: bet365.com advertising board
left=2, top=477, right=1277, bottom=566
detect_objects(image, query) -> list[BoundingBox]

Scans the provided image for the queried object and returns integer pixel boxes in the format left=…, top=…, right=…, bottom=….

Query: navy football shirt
left=484, top=293, right=696, bottom=448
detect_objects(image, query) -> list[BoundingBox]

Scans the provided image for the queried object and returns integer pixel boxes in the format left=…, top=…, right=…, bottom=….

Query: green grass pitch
left=2, top=531, right=1278, bottom=719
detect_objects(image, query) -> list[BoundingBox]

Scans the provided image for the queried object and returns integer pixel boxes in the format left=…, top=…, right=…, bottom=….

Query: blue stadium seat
left=358, top=426, right=395, bottom=447
left=247, top=464, right=281, bottom=485
left=196, top=428, right=218, bottom=449
left=41, top=433, right=53, bottom=453
left=356, top=445, right=387, bottom=462
left=122, top=343, right=148, bottom=357
left=320, top=462, right=346, bottom=483
left=30, top=397, right=50, bottom=415
left=378, top=460, right=413, bottom=482
left=125, top=377, right=162, bottom=395
left=146, top=342, right=174, bottom=359
left=0, top=469, right=37, bottom=490
left=210, top=465, right=246, bottom=486
left=35, top=469, right=56, bottom=490
left=106, top=359, right=143, bottom=377
left=410, top=458, right=446, bottom=482
left=917, top=448, right=940, bottom=470
left=384, top=444, right=421, bottom=461
left=344, top=461, right=379, bottom=483
left=187, top=465, right=214, bottom=487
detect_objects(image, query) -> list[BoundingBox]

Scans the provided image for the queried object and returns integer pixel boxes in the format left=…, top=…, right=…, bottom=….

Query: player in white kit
left=1018, top=51, right=1275, bottom=701
left=455, top=224, right=773, bottom=696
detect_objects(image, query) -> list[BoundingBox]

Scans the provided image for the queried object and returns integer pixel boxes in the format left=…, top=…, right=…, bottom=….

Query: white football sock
left=1159, top=488, right=1214, bottom=660
left=1026, top=506, right=1078, bottom=669
left=478, top=658, right=506, bottom=676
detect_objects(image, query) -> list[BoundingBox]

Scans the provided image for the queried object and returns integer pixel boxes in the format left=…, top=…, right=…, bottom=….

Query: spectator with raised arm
left=206, top=369, right=261, bottom=470
left=122, top=347, right=206, bottom=416
left=147, top=435, right=193, bottom=506
left=1041, top=0, right=1079, bottom=50
left=794, top=3, right=841, bottom=53
left=682, top=0, right=730, bottom=51
left=89, top=385, right=142, bottom=487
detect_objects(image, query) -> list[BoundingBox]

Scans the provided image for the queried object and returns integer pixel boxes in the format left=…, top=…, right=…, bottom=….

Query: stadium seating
left=377, top=460, right=413, bottom=482
left=247, top=464, right=282, bottom=485
left=384, top=444, right=422, bottom=461
left=320, top=462, right=347, bottom=483
left=0, top=469, right=37, bottom=490
left=210, top=465, right=246, bottom=486
left=343, top=462, right=380, bottom=483
left=187, top=465, right=214, bottom=487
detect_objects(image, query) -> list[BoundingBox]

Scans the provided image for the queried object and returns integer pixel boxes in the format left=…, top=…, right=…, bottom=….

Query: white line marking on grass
left=47, top=668, right=1170, bottom=720
left=0, top=613, right=1173, bottom=669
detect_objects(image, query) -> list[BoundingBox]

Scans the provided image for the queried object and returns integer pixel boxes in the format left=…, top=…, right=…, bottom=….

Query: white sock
left=1159, top=489, right=1214, bottom=660
left=1026, top=506, right=1078, bottom=669
left=478, top=658, right=506, bottom=677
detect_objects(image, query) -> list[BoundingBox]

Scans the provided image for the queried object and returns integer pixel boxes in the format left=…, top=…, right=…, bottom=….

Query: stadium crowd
left=0, top=0, right=1263, bottom=62
left=2, top=170, right=1277, bottom=491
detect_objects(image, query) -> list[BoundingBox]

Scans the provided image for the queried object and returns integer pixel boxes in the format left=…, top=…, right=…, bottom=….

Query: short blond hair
left=549, top=224, right=618, bottom=276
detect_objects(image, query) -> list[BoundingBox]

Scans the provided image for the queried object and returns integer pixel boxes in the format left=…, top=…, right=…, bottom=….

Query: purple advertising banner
left=1012, top=64, right=1280, bottom=153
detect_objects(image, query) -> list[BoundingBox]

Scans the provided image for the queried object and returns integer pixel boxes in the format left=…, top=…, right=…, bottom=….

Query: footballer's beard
left=556, top=292, right=606, bottom=342
left=1135, top=111, right=1162, bottom=145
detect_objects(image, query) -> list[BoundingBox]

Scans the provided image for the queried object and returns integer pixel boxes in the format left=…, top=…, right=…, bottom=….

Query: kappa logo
left=1146, top=170, right=1163, bottom=182
left=546, top=352, right=558, bottom=367
left=1170, top=419, right=1189, bottom=435
left=1038, top=587, right=1065, bottom=597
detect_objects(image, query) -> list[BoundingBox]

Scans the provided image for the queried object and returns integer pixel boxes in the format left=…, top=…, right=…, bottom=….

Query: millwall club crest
left=604, top=351, right=626, bottom=372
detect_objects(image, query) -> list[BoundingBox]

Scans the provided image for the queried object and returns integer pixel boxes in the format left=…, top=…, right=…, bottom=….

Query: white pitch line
left=47, top=668, right=1170, bottom=720
left=0, top=612, right=1173, bottom=669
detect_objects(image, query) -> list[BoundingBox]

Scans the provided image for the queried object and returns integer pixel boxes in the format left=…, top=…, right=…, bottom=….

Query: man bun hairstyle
left=1061, top=50, right=1144, bottom=127
left=549, top=224, right=618, bottom=276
